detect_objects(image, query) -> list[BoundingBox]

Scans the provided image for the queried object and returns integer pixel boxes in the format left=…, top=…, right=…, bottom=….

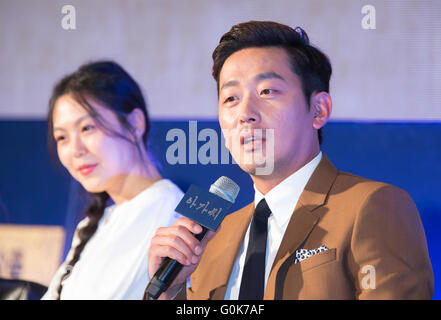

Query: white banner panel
left=0, top=0, right=440, bottom=120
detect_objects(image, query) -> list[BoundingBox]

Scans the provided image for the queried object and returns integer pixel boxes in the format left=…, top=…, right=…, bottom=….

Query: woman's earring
left=131, top=127, right=139, bottom=139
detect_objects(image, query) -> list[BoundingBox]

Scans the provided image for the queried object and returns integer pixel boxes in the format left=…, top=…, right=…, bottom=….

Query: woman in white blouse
left=42, top=61, right=183, bottom=299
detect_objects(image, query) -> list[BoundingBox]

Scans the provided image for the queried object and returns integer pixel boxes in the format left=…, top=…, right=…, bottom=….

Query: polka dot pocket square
left=294, top=245, right=329, bottom=264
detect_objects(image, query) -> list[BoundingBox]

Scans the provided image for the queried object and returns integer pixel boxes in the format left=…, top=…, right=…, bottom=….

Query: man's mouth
left=243, top=136, right=258, bottom=144
left=240, top=132, right=266, bottom=151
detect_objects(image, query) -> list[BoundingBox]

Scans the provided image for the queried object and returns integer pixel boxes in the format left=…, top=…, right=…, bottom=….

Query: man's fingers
left=154, top=243, right=191, bottom=265
left=148, top=218, right=218, bottom=282
left=174, top=218, right=203, bottom=235
left=150, top=234, right=197, bottom=265
left=155, top=219, right=203, bottom=255
left=156, top=218, right=203, bottom=236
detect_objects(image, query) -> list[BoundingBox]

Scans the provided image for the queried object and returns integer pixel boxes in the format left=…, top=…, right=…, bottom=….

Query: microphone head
left=209, top=176, right=240, bottom=203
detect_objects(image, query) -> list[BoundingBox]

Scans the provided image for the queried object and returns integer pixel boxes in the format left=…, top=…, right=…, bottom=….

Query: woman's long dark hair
left=47, top=61, right=151, bottom=298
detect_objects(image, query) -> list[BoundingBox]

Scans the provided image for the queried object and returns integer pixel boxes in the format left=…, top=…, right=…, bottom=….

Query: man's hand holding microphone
left=145, top=177, right=240, bottom=300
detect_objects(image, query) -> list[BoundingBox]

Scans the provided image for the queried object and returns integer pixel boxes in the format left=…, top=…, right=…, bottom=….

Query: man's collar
left=253, top=151, right=322, bottom=229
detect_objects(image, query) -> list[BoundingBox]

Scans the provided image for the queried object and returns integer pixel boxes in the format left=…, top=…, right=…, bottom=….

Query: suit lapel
left=264, top=154, right=339, bottom=299
left=203, top=202, right=254, bottom=299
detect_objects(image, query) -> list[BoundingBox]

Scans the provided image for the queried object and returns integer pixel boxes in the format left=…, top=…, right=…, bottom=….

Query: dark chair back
left=0, top=278, right=47, bottom=300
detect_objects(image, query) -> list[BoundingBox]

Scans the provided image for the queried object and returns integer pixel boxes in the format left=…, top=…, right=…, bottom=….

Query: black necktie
left=239, top=198, right=271, bottom=300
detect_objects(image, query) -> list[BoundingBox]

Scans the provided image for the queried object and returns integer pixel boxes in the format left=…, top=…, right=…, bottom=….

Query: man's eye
left=260, top=89, right=276, bottom=95
left=224, top=96, right=237, bottom=104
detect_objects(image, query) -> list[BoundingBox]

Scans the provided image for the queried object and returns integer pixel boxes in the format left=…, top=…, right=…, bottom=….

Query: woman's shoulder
left=147, top=179, right=184, bottom=201
left=154, top=178, right=183, bottom=192
left=125, top=179, right=183, bottom=220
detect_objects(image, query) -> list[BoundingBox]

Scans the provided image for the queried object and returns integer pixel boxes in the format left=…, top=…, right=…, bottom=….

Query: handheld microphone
left=144, top=176, right=240, bottom=299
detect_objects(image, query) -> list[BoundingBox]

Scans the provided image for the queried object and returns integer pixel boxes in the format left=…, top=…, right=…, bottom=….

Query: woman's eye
left=82, top=125, right=94, bottom=132
left=55, top=136, right=65, bottom=142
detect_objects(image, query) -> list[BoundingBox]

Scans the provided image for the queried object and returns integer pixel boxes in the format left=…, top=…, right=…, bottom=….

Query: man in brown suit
left=147, top=21, right=434, bottom=300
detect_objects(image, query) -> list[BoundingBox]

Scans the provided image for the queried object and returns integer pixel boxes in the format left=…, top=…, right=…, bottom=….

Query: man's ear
left=127, top=108, right=146, bottom=140
left=310, top=92, right=332, bottom=130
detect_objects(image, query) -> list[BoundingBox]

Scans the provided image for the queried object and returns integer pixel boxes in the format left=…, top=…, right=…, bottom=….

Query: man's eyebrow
left=255, top=72, right=285, bottom=82
left=220, top=72, right=285, bottom=91
left=53, top=114, right=91, bottom=132
left=220, top=80, right=239, bottom=91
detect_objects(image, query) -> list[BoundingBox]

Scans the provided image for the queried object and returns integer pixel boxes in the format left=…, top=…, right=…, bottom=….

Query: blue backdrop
left=0, top=120, right=439, bottom=299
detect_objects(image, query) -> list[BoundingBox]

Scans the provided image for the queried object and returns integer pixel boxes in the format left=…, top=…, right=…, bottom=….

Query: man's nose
left=239, top=94, right=260, bottom=124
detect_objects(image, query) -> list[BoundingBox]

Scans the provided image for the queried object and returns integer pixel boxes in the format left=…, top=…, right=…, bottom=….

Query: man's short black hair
left=212, top=21, right=332, bottom=145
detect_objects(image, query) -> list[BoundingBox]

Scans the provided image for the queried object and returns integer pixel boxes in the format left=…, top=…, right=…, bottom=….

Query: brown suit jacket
left=187, top=154, right=434, bottom=299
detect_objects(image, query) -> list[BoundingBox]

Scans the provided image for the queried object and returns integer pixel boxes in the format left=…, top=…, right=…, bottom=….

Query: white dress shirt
left=42, top=179, right=183, bottom=300
left=224, top=152, right=322, bottom=299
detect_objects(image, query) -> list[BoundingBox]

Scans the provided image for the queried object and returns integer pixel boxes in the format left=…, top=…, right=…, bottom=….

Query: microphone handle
left=145, top=226, right=208, bottom=299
